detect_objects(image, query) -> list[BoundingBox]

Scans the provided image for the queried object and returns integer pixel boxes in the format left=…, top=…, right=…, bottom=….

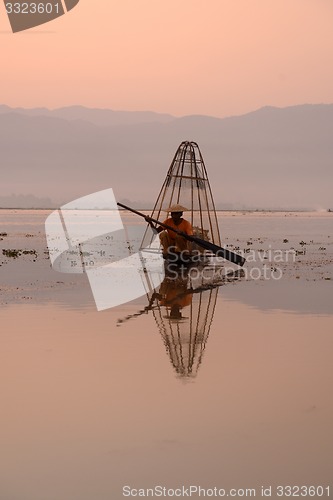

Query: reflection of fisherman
left=152, top=277, right=192, bottom=320
left=145, top=204, right=193, bottom=256
left=117, top=276, right=193, bottom=326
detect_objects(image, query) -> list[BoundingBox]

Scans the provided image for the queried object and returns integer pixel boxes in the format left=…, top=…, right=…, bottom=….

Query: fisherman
left=145, top=204, right=193, bottom=256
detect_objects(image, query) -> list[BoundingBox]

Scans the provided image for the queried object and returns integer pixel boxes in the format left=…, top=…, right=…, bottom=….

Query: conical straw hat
left=164, top=204, right=189, bottom=212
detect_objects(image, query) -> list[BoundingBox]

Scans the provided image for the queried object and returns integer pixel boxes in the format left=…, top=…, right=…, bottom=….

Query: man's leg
left=159, top=231, right=173, bottom=254
left=175, top=235, right=191, bottom=253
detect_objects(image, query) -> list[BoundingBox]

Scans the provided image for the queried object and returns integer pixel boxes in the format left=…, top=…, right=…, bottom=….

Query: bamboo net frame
left=142, top=141, right=221, bottom=249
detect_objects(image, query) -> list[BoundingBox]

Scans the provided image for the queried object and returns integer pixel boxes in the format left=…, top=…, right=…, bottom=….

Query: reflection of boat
left=142, top=141, right=221, bottom=260
left=116, top=261, right=245, bottom=378
left=150, top=271, right=219, bottom=379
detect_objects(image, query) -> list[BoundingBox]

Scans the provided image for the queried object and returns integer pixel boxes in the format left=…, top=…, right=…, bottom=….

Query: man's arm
left=145, top=216, right=163, bottom=234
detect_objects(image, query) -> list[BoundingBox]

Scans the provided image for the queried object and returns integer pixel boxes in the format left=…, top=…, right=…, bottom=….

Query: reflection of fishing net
left=142, top=141, right=221, bottom=250
left=152, top=278, right=218, bottom=378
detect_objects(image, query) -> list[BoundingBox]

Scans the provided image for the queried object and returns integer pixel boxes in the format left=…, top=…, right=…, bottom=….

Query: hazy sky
left=1, top=0, right=333, bottom=117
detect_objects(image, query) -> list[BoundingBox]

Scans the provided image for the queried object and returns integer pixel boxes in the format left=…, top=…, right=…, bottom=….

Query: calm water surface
left=0, top=210, right=332, bottom=500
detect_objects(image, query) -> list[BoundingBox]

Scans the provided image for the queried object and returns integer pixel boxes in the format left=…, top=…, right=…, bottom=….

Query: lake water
left=0, top=210, right=332, bottom=500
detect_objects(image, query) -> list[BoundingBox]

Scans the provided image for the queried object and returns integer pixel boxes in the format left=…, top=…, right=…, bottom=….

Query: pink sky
left=1, top=0, right=333, bottom=117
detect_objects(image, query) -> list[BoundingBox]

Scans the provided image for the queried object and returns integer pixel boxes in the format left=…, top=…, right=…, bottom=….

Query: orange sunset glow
left=1, top=0, right=333, bottom=117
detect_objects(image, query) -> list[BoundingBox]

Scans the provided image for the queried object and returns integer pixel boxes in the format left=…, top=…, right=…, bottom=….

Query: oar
left=117, top=202, right=246, bottom=267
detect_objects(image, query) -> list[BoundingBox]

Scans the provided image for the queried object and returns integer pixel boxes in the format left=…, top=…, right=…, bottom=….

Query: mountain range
left=0, top=103, right=332, bottom=209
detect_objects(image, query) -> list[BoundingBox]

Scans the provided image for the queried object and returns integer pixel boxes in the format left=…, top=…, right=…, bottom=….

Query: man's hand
left=145, top=216, right=159, bottom=234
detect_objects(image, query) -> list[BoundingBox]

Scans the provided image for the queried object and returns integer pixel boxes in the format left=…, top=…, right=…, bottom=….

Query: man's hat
left=165, top=204, right=189, bottom=213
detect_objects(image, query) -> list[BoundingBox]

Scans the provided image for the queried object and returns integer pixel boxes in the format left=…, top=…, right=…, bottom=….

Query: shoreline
left=1, top=207, right=332, bottom=213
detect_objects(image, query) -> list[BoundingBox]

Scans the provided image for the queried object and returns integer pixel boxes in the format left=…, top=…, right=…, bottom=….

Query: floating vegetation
left=2, top=249, right=38, bottom=259
left=2, top=249, right=20, bottom=258
left=22, top=250, right=37, bottom=256
left=79, top=251, right=91, bottom=257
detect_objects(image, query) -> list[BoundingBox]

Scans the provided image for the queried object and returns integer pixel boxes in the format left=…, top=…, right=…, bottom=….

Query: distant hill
left=0, top=105, right=175, bottom=127
left=0, top=103, right=332, bottom=209
left=0, top=194, right=55, bottom=209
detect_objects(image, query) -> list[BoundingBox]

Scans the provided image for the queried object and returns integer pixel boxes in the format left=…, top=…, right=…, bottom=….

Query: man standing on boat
left=145, top=204, right=193, bottom=256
